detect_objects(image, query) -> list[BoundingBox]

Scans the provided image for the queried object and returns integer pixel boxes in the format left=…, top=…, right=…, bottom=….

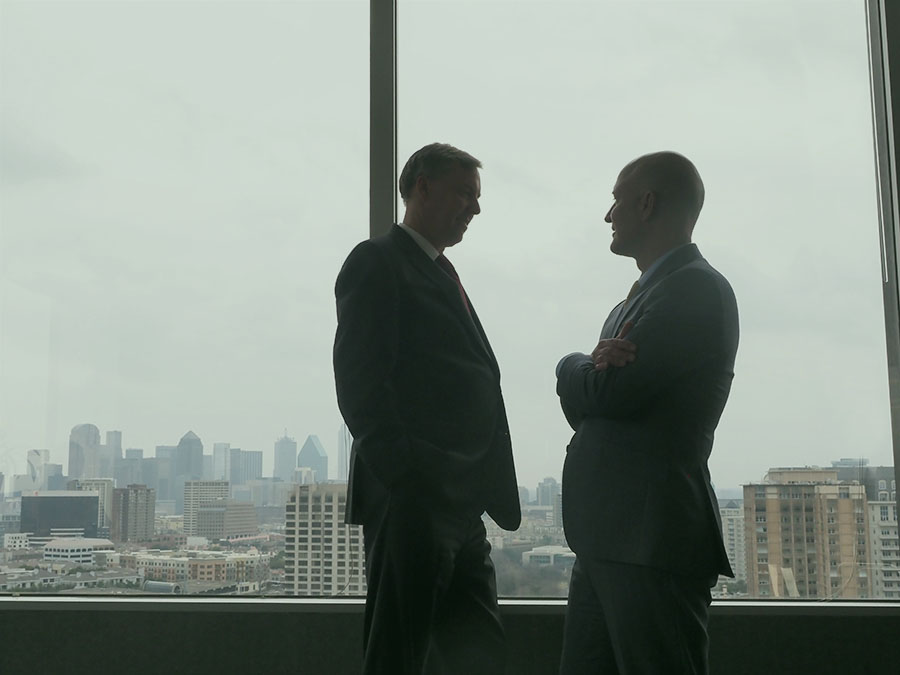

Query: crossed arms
left=556, top=268, right=733, bottom=427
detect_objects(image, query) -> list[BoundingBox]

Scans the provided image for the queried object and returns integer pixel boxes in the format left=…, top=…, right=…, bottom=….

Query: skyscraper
left=176, top=431, right=204, bottom=480
left=68, top=424, right=101, bottom=480
left=100, top=430, right=123, bottom=478
left=212, top=443, right=230, bottom=480
left=274, top=433, right=298, bottom=483
left=297, top=435, right=328, bottom=483
left=226, top=448, right=263, bottom=488
left=337, top=424, right=352, bottom=482
left=26, top=449, right=49, bottom=488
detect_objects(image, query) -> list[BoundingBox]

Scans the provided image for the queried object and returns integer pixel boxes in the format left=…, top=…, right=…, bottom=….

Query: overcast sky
left=0, top=0, right=892, bottom=497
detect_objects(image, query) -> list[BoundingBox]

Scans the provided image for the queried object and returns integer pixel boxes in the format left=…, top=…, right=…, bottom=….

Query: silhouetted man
left=334, top=143, right=521, bottom=674
left=556, top=151, right=738, bottom=674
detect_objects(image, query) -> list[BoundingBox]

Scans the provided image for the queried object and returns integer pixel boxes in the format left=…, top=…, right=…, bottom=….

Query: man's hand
left=591, top=321, right=636, bottom=371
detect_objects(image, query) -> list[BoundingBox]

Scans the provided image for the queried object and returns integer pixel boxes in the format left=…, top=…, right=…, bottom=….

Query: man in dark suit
left=333, top=143, right=521, bottom=674
left=555, top=151, right=739, bottom=674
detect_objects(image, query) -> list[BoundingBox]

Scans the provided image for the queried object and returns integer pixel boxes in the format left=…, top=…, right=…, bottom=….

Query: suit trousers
left=361, top=485, right=506, bottom=675
left=559, top=557, right=713, bottom=675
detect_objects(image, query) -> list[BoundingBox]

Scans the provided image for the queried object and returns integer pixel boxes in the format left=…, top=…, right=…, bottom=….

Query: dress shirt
left=398, top=223, right=440, bottom=261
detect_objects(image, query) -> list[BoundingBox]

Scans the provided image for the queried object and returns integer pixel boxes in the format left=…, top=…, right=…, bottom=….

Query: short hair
left=398, top=143, right=482, bottom=204
left=623, top=151, right=705, bottom=225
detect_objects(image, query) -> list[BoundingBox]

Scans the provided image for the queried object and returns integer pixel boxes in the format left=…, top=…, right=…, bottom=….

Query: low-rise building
left=42, top=538, right=115, bottom=565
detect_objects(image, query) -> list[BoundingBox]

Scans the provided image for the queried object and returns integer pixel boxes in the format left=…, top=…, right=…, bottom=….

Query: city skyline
left=0, top=419, right=894, bottom=499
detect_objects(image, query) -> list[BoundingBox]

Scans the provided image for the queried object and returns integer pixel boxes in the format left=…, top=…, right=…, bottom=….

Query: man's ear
left=640, top=190, right=656, bottom=221
left=415, top=174, right=429, bottom=199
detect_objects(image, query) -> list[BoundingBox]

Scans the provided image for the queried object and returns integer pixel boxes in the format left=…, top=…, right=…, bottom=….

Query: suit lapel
left=390, top=227, right=497, bottom=370
left=612, top=244, right=704, bottom=336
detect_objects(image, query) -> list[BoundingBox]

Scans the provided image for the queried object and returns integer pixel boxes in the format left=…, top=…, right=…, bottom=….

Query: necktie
left=436, top=254, right=470, bottom=313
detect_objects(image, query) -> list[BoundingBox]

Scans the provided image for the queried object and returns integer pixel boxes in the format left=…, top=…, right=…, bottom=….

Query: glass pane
left=0, top=0, right=367, bottom=596
left=398, top=0, right=893, bottom=599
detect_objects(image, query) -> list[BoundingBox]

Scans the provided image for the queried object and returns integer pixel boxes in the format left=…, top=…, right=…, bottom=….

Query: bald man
left=555, top=152, right=739, bottom=674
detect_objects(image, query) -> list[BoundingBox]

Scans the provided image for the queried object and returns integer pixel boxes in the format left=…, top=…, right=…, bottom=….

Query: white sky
left=0, top=0, right=892, bottom=497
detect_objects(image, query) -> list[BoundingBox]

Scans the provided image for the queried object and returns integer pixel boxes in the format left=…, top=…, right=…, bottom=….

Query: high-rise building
left=44, top=464, right=65, bottom=490
left=100, top=430, right=123, bottom=479
left=337, top=424, right=352, bottom=482
left=26, top=449, right=49, bottom=487
left=69, top=478, right=115, bottom=532
left=20, top=491, right=100, bottom=538
left=116, top=449, right=143, bottom=487
left=176, top=431, right=204, bottom=480
left=196, top=498, right=258, bottom=540
left=68, top=424, right=101, bottom=480
left=284, top=482, right=365, bottom=596
left=536, top=477, right=560, bottom=507
left=719, top=499, right=746, bottom=582
left=867, top=500, right=899, bottom=599
left=111, top=484, right=156, bottom=542
left=297, top=435, right=328, bottom=483
left=832, top=459, right=897, bottom=502
left=274, top=433, right=298, bottom=483
left=155, top=445, right=177, bottom=502
left=226, top=448, right=263, bottom=488
left=212, top=443, right=231, bottom=480
left=183, top=480, right=230, bottom=536
left=744, top=468, right=871, bottom=599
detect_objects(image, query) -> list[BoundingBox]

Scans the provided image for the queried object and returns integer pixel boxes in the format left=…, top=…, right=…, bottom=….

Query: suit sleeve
left=333, top=241, right=415, bottom=488
left=556, top=269, right=733, bottom=419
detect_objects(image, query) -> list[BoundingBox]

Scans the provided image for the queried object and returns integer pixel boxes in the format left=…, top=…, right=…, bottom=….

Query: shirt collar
left=398, top=223, right=440, bottom=261
left=637, top=242, right=692, bottom=288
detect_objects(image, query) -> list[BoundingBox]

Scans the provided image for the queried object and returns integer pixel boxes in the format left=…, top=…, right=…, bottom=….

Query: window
left=1, top=0, right=366, bottom=597
left=399, top=0, right=891, bottom=600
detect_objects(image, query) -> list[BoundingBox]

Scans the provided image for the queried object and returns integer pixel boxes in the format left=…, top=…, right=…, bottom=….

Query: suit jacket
left=556, top=244, right=738, bottom=579
left=333, top=225, right=521, bottom=531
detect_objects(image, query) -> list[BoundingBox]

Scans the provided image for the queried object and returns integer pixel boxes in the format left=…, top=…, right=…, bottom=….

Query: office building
left=20, top=491, right=100, bottom=538
left=225, top=448, right=263, bottom=488
left=274, top=433, right=298, bottom=483
left=100, top=430, right=123, bottom=479
left=183, top=480, right=229, bottom=536
left=155, top=445, right=177, bottom=502
left=68, top=424, right=101, bottom=480
left=43, top=538, right=114, bottom=565
left=297, top=435, right=328, bottom=483
left=196, top=499, right=258, bottom=540
left=284, top=482, right=365, bottom=596
left=176, top=431, right=204, bottom=480
left=69, top=478, right=115, bottom=531
left=212, top=443, right=230, bottom=480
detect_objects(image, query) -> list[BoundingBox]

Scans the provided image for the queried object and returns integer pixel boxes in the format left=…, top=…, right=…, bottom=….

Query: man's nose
left=604, top=206, right=613, bottom=223
left=473, top=198, right=481, bottom=215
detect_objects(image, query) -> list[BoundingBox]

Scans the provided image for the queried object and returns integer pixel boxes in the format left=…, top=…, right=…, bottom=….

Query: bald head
left=620, top=151, right=705, bottom=229
left=605, top=151, right=705, bottom=270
